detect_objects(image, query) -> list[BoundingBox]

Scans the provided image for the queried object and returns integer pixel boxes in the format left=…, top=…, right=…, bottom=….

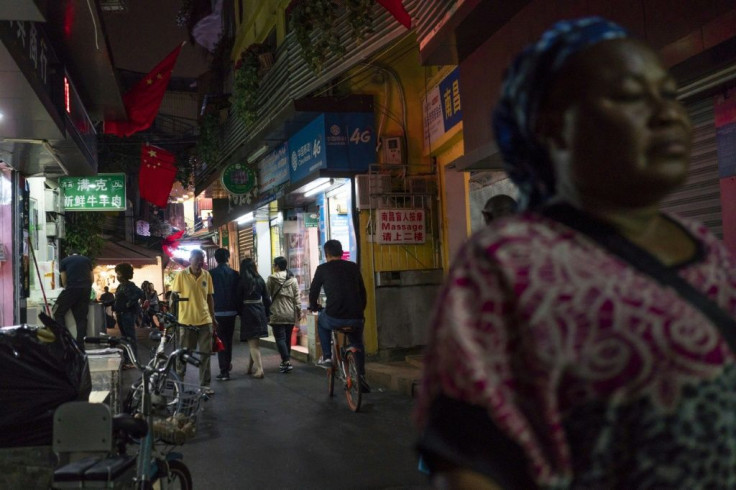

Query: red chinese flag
left=139, top=144, right=177, bottom=208
left=105, top=44, right=183, bottom=137
left=377, top=0, right=411, bottom=29
left=162, top=229, right=186, bottom=259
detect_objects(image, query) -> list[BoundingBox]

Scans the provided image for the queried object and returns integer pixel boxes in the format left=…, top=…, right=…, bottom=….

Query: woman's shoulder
left=469, top=212, right=570, bottom=253
left=663, top=212, right=736, bottom=266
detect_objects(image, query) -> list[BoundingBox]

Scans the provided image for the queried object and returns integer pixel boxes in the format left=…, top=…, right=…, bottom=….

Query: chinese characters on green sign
left=59, top=173, right=127, bottom=211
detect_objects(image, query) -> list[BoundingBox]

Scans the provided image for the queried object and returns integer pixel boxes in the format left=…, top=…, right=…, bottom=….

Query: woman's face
left=545, top=39, right=692, bottom=208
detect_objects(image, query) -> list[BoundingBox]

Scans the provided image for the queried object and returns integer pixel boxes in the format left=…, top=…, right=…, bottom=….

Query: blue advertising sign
left=323, top=112, right=375, bottom=171
left=439, top=67, right=462, bottom=132
left=288, top=112, right=376, bottom=183
left=289, top=115, right=327, bottom=182
left=259, top=142, right=290, bottom=192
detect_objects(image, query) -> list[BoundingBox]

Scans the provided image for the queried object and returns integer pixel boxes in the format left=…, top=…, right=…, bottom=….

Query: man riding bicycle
left=309, top=239, right=371, bottom=393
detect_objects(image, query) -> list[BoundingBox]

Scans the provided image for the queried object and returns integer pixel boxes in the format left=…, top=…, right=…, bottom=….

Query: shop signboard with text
left=422, top=67, right=462, bottom=151
left=59, top=173, right=126, bottom=211
left=259, top=142, right=290, bottom=193
left=288, top=113, right=375, bottom=183
left=376, top=208, right=426, bottom=244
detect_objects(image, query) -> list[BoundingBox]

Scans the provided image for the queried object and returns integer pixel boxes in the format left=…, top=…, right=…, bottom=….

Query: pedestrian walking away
left=99, top=286, right=116, bottom=329
left=267, top=256, right=301, bottom=373
left=112, top=263, right=144, bottom=369
left=210, top=248, right=240, bottom=381
left=309, top=239, right=370, bottom=393
left=415, top=17, right=736, bottom=489
left=53, top=250, right=94, bottom=350
left=237, top=258, right=271, bottom=379
left=171, top=249, right=218, bottom=396
left=140, top=281, right=160, bottom=328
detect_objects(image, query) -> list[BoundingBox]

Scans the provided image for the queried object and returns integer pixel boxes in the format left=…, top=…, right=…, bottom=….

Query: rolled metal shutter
left=238, top=224, right=254, bottom=263
left=660, top=98, right=721, bottom=238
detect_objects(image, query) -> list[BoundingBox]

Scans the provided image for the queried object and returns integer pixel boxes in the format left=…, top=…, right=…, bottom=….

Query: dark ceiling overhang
left=418, top=0, right=532, bottom=66
left=0, top=38, right=96, bottom=176
left=0, top=0, right=44, bottom=22
left=195, top=94, right=374, bottom=196
left=453, top=141, right=505, bottom=172
left=42, top=1, right=126, bottom=122
left=96, top=240, right=161, bottom=266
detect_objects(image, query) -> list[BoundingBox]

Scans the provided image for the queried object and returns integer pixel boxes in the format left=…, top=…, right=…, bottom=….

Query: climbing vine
left=232, top=45, right=263, bottom=125
left=195, top=113, right=221, bottom=168
left=290, top=0, right=344, bottom=73
left=346, top=0, right=375, bottom=43
left=62, top=212, right=105, bottom=260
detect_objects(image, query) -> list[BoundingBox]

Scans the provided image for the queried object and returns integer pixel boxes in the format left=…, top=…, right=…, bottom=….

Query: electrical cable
left=86, top=0, right=100, bottom=50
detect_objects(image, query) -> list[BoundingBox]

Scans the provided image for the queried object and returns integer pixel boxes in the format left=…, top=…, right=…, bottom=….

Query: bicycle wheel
left=160, top=459, right=193, bottom=490
left=344, top=351, right=362, bottom=412
left=124, top=371, right=182, bottom=416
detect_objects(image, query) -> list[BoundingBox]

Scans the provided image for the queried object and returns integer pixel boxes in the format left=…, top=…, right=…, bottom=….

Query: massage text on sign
left=376, top=209, right=425, bottom=244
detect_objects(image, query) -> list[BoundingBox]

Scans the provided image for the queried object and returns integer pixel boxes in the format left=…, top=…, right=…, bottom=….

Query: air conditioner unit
left=355, top=174, right=392, bottom=209
left=45, top=189, right=60, bottom=213
left=46, top=218, right=65, bottom=238
left=46, top=221, right=58, bottom=237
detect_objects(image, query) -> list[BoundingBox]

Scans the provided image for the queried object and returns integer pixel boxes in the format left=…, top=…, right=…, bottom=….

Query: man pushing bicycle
left=309, top=239, right=371, bottom=393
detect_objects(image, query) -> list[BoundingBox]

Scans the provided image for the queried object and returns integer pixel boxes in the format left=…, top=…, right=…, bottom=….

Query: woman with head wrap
left=415, top=17, right=736, bottom=489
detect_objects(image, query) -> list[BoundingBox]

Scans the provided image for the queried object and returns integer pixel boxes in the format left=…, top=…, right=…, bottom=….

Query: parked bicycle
left=124, top=303, right=200, bottom=416
left=52, top=335, right=204, bottom=489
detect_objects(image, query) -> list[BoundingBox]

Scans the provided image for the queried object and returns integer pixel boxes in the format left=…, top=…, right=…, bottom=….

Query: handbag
left=212, top=331, right=225, bottom=353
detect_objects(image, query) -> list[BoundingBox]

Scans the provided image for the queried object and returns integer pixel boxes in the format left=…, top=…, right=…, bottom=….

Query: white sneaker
left=317, top=357, right=332, bottom=368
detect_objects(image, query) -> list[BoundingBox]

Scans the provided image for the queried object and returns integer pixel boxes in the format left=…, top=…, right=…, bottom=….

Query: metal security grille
left=660, top=97, right=721, bottom=238
left=364, top=164, right=440, bottom=271
left=238, top=224, right=254, bottom=263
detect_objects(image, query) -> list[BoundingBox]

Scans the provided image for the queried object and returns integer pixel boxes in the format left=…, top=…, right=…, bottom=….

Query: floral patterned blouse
left=415, top=209, right=736, bottom=489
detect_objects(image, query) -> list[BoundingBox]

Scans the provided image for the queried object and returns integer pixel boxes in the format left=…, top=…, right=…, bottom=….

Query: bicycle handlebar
left=154, top=311, right=200, bottom=331
left=180, top=351, right=201, bottom=368
left=84, top=335, right=201, bottom=372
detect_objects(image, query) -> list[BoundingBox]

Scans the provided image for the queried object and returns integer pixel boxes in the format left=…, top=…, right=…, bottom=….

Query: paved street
left=126, top=339, right=429, bottom=489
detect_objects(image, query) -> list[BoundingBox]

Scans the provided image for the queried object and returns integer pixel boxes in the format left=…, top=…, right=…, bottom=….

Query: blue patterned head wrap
left=492, top=17, right=629, bottom=209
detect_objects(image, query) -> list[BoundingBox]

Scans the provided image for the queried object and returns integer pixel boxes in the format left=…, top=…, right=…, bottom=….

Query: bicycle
left=124, top=308, right=202, bottom=416
left=327, top=326, right=363, bottom=412
left=52, top=334, right=204, bottom=489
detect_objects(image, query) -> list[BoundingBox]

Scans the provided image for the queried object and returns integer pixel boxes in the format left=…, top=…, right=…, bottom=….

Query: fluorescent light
left=302, top=177, right=330, bottom=194
left=237, top=212, right=254, bottom=224
left=246, top=145, right=269, bottom=163
left=0, top=112, right=4, bottom=120
left=304, top=180, right=332, bottom=197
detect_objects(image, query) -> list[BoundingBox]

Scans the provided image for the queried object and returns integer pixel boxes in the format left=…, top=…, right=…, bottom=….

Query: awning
left=97, top=241, right=161, bottom=266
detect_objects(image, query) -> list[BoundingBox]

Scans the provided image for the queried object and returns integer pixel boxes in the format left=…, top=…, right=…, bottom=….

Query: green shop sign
left=59, top=173, right=127, bottom=211
left=221, top=163, right=257, bottom=196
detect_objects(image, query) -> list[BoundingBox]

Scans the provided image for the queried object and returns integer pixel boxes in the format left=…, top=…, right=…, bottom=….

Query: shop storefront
left=213, top=109, right=375, bottom=359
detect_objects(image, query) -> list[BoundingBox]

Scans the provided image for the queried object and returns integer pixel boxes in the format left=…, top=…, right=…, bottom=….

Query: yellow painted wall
left=232, top=0, right=289, bottom=60
left=359, top=212, right=378, bottom=354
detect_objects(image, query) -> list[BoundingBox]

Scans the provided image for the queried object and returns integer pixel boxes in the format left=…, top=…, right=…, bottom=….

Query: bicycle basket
left=151, top=382, right=204, bottom=445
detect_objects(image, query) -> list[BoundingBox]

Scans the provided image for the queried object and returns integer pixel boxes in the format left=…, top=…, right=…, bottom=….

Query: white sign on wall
left=376, top=209, right=425, bottom=244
